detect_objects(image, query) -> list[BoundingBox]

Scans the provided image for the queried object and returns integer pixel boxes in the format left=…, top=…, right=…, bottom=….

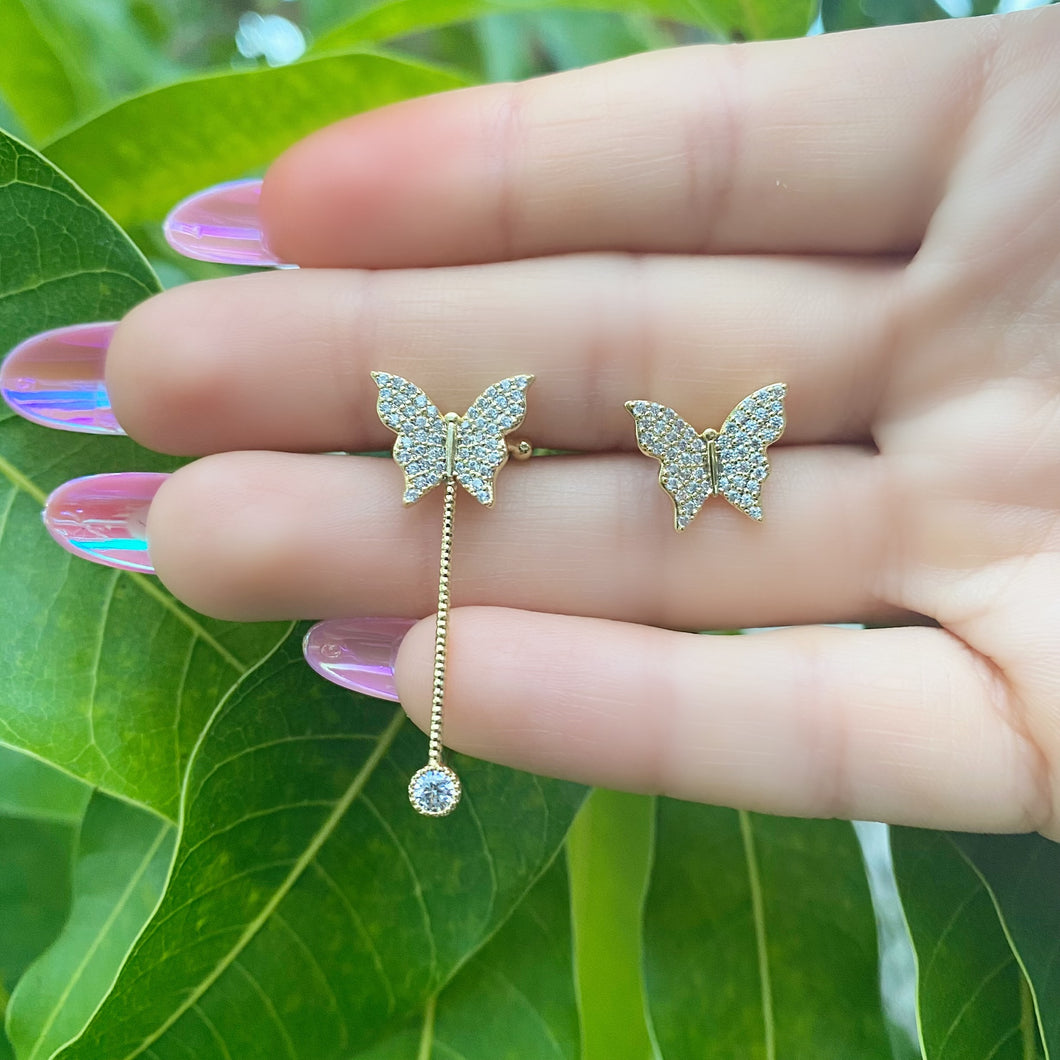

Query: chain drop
left=427, top=476, right=456, bottom=766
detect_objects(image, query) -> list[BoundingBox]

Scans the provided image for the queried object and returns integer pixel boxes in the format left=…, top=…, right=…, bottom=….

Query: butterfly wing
left=714, top=383, right=787, bottom=521
left=452, top=375, right=534, bottom=506
left=371, top=371, right=448, bottom=505
left=625, top=401, right=712, bottom=531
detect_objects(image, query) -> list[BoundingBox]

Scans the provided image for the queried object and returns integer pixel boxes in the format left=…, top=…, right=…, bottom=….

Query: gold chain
left=427, top=476, right=456, bottom=766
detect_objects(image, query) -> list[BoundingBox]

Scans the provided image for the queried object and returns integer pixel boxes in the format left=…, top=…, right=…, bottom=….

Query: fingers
left=144, top=445, right=897, bottom=628
left=394, top=609, right=1052, bottom=835
left=106, top=255, right=899, bottom=455
left=261, top=17, right=996, bottom=266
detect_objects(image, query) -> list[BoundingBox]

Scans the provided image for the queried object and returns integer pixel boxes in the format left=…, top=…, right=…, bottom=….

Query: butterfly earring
left=371, top=371, right=534, bottom=816
left=625, top=384, right=787, bottom=530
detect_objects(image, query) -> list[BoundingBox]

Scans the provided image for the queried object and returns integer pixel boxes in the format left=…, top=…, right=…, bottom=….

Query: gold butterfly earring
left=371, top=371, right=534, bottom=816
left=625, top=384, right=787, bottom=530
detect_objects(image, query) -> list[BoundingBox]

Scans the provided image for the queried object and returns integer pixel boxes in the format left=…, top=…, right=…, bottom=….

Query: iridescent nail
left=303, top=618, right=416, bottom=702
left=164, top=179, right=286, bottom=266
left=43, top=473, right=166, bottom=573
left=1, top=322, right=122, bottom=434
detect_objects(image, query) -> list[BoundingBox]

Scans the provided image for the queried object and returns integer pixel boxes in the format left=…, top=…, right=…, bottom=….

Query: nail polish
left=43, top=473, right=166, bottom=573
left=1, top=322, right=122, bottom=434
left=303, top=617, right=416, bottom=702
left=163, top=179, right=286, bottom=266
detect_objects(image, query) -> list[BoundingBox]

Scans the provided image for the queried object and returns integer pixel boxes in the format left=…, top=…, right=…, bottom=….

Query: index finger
left=261, top=14, right=1001, bottom=267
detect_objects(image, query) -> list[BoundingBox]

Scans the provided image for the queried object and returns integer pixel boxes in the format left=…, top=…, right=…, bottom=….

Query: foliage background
left=0, top=0, right=1058, bottom=1057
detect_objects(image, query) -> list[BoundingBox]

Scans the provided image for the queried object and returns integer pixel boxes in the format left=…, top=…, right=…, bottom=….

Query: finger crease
left=491, top=81, right=528, bottom=262
left=981, top=647, right=1055, bottom=835
left=684, top=44, right=747, bottom=254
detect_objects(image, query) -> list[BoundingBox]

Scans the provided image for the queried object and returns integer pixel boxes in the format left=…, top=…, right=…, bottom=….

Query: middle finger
left=106, top=253, right=900, bottom=455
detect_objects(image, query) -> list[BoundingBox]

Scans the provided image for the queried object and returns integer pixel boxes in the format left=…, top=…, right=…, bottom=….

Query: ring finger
left=107, top=445, right=901, bottom=627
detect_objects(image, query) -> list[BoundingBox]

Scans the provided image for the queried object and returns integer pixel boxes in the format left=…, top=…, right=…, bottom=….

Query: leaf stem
left=1019, top=973, right=1038, bottom=1060
left=417, top=994, right=437, bottom=1060
left=0, top=451, right=47, bottom=505
left=739, top=810, right=775, bottom=1060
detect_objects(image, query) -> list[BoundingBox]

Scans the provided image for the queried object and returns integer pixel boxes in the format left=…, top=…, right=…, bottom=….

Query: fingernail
left=303, top=617, right=416, bottom=701
left=163, top=179, right=286, bottom=266
left=43, top=473, right=166, bottom=573
left=1, top=322, right=123, bottom=434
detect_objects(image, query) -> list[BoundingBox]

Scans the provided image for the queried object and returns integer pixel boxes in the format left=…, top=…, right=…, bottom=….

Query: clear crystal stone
left=409, top=765, right=461, bottom=816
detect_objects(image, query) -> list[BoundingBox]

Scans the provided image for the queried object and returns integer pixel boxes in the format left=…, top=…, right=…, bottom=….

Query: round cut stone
left=409, top=765, right=461, bottom=817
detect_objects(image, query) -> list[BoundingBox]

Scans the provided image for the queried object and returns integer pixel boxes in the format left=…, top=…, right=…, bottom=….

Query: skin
left=105, top=10, right=1060, bottom=835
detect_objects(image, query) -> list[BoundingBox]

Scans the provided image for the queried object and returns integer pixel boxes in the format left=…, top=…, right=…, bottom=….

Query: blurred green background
left=2, top=0, right=1051, bottom=292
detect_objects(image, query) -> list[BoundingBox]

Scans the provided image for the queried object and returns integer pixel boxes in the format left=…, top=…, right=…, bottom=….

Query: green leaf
left=43, top=53, right=469, bottom=231
left=534, top=11, right=660, bottom=69
left=357, top=853, right=580, bottom=1058
left=7, top=793, right=175, bottom=1060
left=52, top=628, right=585, bottom=1058
left=0, top=128, right=288, bottom=816
left=948, top=832, right=1060, bottom=1058
left=0, top=748, right=90, bottom=1058
left=0, top=746, right=90, bottom=826
left=0, top=0, right=88, bottom=142
left=690, top=0, right=817, bottom=39
left=315, top=0, right=815, bottom=50
left=0, top=796, right=79, bottom=1002
left=471, top=10, right=660, bottom=83
left=0, top=128, right=156, bottom=343
left=475, top=14, right=543, bottom=82
left=820, top=0, right=950, bottom=31
left=0, top=810, right=74, bottom=1035
left=891, top=828, right=1042, bottom=1059
left=28, top=0, right=184, bottom=103
left=0, top=812, right=74, bottom=985
left=643, top=802, right=890, bottom=1058
left=567, top=789, right=654, bottom=1060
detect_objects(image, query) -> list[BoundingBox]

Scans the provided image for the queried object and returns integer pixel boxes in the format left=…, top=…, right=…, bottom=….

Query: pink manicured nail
left=43, top=473, right=166, bottom=573
left=303, top=618, right=416, bottom=701
left=1, top=322, right=122, bottom=434
left=164, top=179, right=286, bottom=266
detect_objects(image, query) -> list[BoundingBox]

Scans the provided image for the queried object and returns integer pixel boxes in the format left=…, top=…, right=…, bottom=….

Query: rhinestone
left=409, top=765, right=461, bottom=816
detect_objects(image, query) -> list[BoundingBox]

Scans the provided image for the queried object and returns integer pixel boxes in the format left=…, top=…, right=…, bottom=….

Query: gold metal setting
left=372, top=372, right=534, bottom=816
left=625, top=383, right=788, bottom=531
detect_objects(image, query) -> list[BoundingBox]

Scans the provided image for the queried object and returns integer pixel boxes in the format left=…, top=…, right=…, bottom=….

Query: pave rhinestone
left=408, top=765, right=461, bottom=817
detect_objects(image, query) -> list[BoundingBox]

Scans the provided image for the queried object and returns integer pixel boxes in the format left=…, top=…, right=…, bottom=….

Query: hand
left=14, top=9, right=1060, bottom=835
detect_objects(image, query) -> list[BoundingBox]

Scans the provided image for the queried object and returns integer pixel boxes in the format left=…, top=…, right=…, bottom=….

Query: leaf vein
left=311, top=859, right=398, bottom=1016
left=84, top=569, right=121, bottom=779
left=187, top=733, right=380, bottom=797
left=935, top=952, right=1017, bottom=1055
left=179, top=800, right=338, bottom=859
left=272, top=912, right=349, bottom=1050
left=364, top=781, right=439, bottom=981
left=232, top=960, right=297, bottom=1060
left=190, top=1005, right=232, bottom=1060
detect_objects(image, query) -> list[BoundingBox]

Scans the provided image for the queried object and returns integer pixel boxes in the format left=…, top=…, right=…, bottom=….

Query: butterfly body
left=625, top=383, right=787, bottom=530
left=372, top=372, right=534, bottom=506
